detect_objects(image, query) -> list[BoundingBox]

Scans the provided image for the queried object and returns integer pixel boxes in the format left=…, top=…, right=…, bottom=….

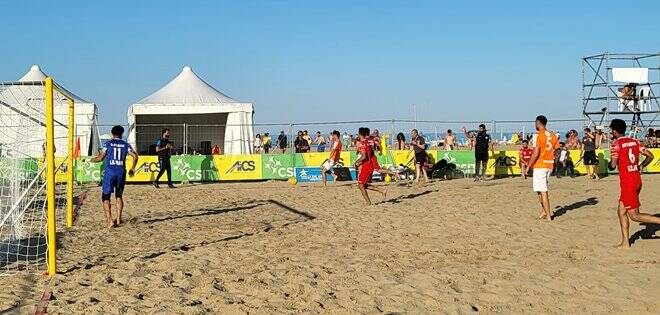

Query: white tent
left=0, top=65, right=99, bottom=157
left=127, top=66, right=254, bottom=155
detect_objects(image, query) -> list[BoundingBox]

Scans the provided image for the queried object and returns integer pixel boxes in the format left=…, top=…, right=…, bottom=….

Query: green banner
left=262, top=154, right=296, bottom=179
left=171, top=156, right=219, bottom=182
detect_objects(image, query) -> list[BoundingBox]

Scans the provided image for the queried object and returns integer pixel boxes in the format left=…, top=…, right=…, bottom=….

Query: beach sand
left=1, top=174, right=659, bottom=314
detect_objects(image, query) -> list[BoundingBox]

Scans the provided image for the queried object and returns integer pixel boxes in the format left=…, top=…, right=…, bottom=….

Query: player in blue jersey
left=90, top=125, right=138, bottom=228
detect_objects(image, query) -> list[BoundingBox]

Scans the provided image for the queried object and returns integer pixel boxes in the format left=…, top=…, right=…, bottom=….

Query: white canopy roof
left=135, top=66, right=242, bottom=105
left=17, top=65, right=93, bottom=105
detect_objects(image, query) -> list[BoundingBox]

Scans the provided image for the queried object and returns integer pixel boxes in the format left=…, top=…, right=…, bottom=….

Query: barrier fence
left=90, top=118, right=591, bottom=156
left=41, top=148, right=660, bottom=184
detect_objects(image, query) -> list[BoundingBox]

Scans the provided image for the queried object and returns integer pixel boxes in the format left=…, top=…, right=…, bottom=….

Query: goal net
left=0, top=79, right=75, bottom=275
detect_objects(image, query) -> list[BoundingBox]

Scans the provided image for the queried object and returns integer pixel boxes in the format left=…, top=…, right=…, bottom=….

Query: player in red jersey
left=367, top=130, right=398, bottom=182
left=607, top=119, right=659, bottom=249
left=354, top=127, right=386, bottom=205
left=518, top=139, right=533, bottom=179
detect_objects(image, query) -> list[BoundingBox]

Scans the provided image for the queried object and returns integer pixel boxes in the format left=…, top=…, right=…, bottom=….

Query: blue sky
left=2, top=1, right=658, bottom=125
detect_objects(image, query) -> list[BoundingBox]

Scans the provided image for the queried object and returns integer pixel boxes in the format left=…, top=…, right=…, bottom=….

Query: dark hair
left=111, top=125, right=124, bottom=137
left=522, top=139, right=529, bottom=144
left=332, top=130, right=340, bottom=137
left=359, top=127, right=370, bottom=137
left=584, top=127, right=591, bottom=133
left=560, top=142, right=565, bottom=146
left=161, top=128, right=170, bottom=135
left=447, top=129, right=452, bottom=134
left=609, top=119, right=627, bottom=134
left=536, top=115, right=548, bottom=126
left=396, top=132, right=406, bottom=141
left=478, top=124, right=486, bottom=129
left=412, top=128, right=418, bottom=134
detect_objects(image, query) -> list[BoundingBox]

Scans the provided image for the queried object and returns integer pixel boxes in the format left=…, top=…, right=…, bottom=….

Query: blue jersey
left=104, top=139, right=133, bottom=174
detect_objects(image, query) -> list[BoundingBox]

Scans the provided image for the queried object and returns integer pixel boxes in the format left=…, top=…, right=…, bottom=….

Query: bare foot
left=106, top=222, right=115, bottom=229
left=115, top=218, right=122, bottom=226
left=614, top=242, right=630, bottom=249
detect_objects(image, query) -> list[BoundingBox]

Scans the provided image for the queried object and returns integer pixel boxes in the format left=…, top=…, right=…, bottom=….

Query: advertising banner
left=294, top=167, right=357, bottom=183
left=300, top=152, right=352, bottom=168
left=214, top=154, right=262, bottom=180
left=262, top=154, right=295, bottom=180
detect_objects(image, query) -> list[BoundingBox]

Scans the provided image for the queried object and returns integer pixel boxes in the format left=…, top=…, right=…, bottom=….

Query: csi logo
left=226, top=160, right=256, bottom=174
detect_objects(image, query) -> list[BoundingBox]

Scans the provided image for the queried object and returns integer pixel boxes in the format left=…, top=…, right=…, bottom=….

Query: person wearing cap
left=462, top=124, right=494, bottom=181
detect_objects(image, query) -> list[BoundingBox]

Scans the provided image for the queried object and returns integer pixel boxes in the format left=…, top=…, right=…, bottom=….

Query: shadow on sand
left=551, top=197, right=599, bottom=219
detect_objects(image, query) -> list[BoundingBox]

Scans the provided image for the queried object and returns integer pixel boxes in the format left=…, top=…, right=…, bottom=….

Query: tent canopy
left=0, top=65, right=99, bottom=157
left=128, top=66, right=254, bottom=155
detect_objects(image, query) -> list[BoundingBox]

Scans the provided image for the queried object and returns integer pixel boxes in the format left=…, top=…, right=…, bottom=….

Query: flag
left=73, top=137, right=81, bottom=159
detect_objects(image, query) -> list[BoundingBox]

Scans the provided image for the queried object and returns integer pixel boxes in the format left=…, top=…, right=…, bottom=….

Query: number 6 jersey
left=610, top=136, right=644, bottom=187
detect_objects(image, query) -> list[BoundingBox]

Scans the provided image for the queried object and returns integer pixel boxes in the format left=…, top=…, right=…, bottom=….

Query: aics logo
left=492, top=155, right=517, bottom=168
left=226, top=160, right=256, bottom=174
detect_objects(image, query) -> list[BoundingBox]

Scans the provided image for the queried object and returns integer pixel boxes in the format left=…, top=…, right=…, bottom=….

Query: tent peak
left=30, top=65, right=41, bottom=71
left=19, top=64, right=48, bottom=82
left=182, top=65, right=192, bottom=72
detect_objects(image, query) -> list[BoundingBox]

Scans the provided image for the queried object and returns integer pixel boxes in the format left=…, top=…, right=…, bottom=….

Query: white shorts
left=322, top=159, right=334, bottom=171
left=533, top=168, right=551, bottom=192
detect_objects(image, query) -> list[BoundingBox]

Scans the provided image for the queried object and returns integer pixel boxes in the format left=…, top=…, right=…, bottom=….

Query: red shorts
left=620, top=183, right=642, bottom=210
left=358, top=162, right=374, bottom=186
left=371, top=157, right=380, bottom=171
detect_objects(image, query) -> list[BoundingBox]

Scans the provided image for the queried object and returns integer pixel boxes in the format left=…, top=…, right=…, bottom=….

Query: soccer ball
left=384, top=175, right=391, bottom=183
left=288, top=177, right=298, bottom=186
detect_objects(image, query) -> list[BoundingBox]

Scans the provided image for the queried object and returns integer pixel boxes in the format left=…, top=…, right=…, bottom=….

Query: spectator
left=395, top=132, right=407, bottom=150
left=295, top=131, right=310, bottom=153
left=277, top=131, right=288, bottom=153
left=462, top=124, right=493, bottom=181
left=444, top=129, right=456, bottom=151
left=211, top=144, right=221, bottom=155
left=519, top=139, right=533, bottom=179
left=315, top=131, right=326, bottom=152
left=154, top=128, right=175, bottom=189
left=253, top=134, right=263, bottom=153
left=410, top=129, right=428, bottom=183
left=645, top=128, right=656, bottom=148
left=342, top=132, right=351, bottom=149
left=262, top=133, right=271, bottom=153
left=302, top=130, right=312, bottom=147
left=566, top=130, right=581, bottom=150
left=555, top=142, right=574, bottom=178
left=581, top=128, right=599, bottom=180
left=594, top=128, right=605, bottom=148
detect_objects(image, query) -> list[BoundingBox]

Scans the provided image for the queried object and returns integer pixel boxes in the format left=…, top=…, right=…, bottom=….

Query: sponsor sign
left=486, top=151, right=521, bottom=176
left=214, top=154, right=262, bottom=180
left=262, top=154, right=295, bottom=179
left=301, top=152, right=351, bottom=168
left=171, top=156, right=218, bottom=182
left=295, top=166, right=357, bottom=183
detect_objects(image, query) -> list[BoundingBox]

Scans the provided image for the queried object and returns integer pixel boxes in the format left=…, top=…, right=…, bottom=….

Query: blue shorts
left=102, top=171, right=126, bottom=197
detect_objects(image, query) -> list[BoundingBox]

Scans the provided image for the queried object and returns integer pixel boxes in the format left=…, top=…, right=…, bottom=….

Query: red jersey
left=357, top=138, right=375, bottom=185
left=610, top=136, right=644, bottom=187
left=367, top=136, right=381, bottom=170
left=519, top=147, right=533, bottom=163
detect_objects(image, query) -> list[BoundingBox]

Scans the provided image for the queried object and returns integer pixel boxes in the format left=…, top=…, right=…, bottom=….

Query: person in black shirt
left=277, top=131, right=288, bottom=153
left=154, top=128, right=175, bottom=188
left=462, top=124, right=493, bottom=181
left=410, top=129, right=429, bottom=183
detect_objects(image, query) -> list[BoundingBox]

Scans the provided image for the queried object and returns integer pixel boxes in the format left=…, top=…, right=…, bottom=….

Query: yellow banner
left=645, top=148, right=660, bottom=173
left=302, top=152, right=351, bottom=167
left=126, top=155, right=161, bottom=182
left=486, top=151, right=521, bottom=176
left=391, top=150, right=415, bottom=166
left=214, top=155, right=262, bottom=180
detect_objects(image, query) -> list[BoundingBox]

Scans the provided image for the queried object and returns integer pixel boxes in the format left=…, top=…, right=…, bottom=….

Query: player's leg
left=358, top=184, right=371, bottom=205
left=366, top=184, right=387, bottom=199
left=414, top=163, right=421, bottom=183
left=321, top=166, right=328, bottom=187
left=101, top=173, right=115, bottom=228
left=540, top=191, right=551, bottom=221
left=155, top=158, right=165, bottom=188
left=114, top=174, right=126, bottom=225
left=164, top=158, right=174, bottom=188
left=627, top=208, right=660, bottom=224
left=102, top=194, right=113, bottom=228
left=616, top=201, right=630, bottom=249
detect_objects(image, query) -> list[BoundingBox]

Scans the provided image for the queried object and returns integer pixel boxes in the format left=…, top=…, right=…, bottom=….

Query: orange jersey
left=533, top=130, right=559, bottom=169
left=329, top=141, right=342, bottom=162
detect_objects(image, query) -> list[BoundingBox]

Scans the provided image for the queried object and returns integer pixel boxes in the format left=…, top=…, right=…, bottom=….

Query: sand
left=1, top=174, right=659, bottom=314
